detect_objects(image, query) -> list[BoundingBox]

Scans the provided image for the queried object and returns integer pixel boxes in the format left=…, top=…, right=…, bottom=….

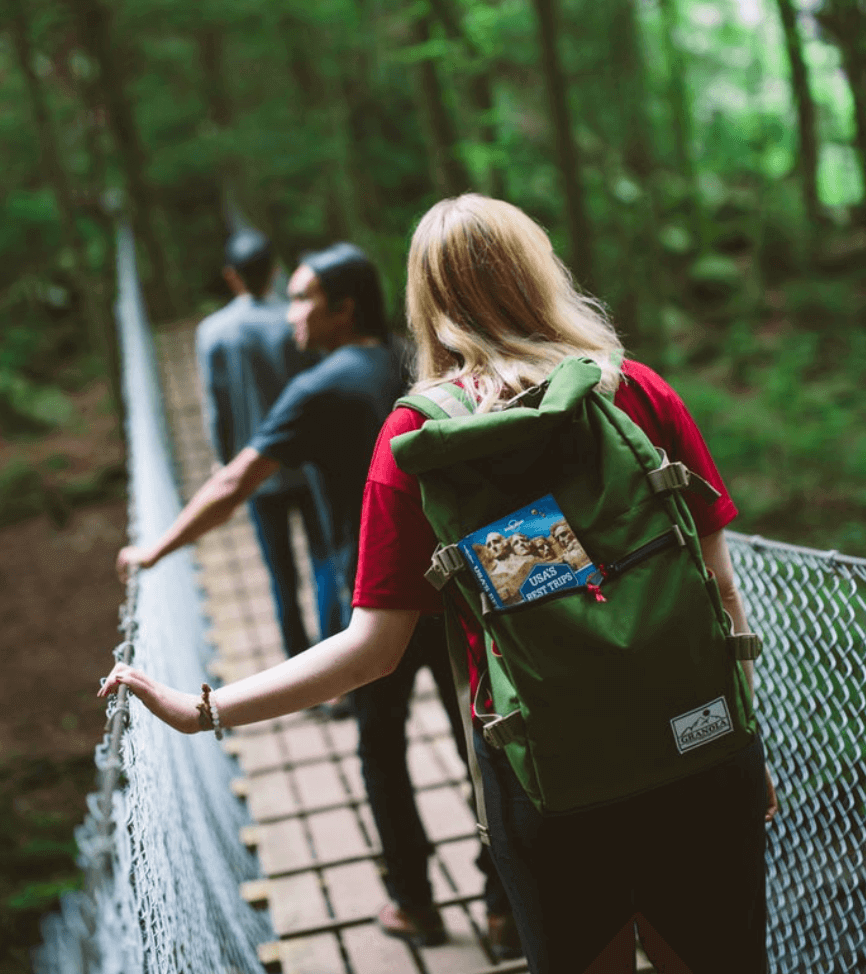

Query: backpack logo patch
left=671, top=697, right=733, bottom=754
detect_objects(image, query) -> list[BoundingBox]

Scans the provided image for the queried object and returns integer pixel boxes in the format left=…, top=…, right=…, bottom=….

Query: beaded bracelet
left=196, top=683, right=224, bottom=740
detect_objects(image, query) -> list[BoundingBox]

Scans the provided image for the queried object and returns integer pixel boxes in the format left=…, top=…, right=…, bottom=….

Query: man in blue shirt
left=195, top=230, right=324, bottom=657
left=117, top=243, right=516, bottom=958
left=195, top=230, right=319, bottom=656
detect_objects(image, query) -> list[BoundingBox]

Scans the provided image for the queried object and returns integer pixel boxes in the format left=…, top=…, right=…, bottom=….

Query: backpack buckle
left=480, top=709, right=526, bottom=749
left=727, top=633, right=763, bottom=660
left=503, top=382, right=547, bottom=410
left=424, top=544, right=466, bottom=591
left=648, top=451, right=721, bottom=504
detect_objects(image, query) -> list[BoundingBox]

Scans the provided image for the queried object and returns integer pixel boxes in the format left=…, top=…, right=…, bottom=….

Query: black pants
left=247, top=486, right=336, bottom=656
left=248, top=490, right=311, bottom=658
left=476, top=729, right=768, bottom=974
left=352, top=616, right=509, bottom=914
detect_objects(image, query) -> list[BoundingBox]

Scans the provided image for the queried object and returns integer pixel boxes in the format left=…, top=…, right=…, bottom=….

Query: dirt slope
left=0, top=500, right=128, bottom=972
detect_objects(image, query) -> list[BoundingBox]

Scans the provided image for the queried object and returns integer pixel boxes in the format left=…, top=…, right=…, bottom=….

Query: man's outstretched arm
left=117, top=447, right=278, bottom=581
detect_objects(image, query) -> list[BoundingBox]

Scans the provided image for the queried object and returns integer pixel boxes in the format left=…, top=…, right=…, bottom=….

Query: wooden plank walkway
left=155, top=320, right=656, bottom=974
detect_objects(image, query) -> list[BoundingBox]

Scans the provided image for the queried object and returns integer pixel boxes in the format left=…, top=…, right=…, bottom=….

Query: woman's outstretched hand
left=98, top=662, right=201, bottom=735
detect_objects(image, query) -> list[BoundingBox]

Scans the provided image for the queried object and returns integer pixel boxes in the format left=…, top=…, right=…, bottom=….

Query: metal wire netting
left=32, top=224, right=271, bottom=974
left=728, top=533, right=866, bottom=973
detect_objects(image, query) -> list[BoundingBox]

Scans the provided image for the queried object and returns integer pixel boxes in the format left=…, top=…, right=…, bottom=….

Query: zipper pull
left=585, top=566, right=608, bottom=603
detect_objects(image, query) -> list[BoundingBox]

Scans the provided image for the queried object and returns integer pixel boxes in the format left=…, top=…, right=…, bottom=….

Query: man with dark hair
left=119, top=242, right=397, bottom=601
left=195, top=229, right=322, bottom=658
left=302, top=241, right=389, bottom=342
left=118, top=242, right=518, bottom=959
left=223, top=228, right=275, bottom=297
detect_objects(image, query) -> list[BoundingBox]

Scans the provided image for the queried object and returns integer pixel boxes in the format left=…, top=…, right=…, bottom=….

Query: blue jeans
left=248, top=486, right=335, bottom=657
left=352, top=615, right=509, bottom=915
left=476, top=729, right=768, bottom=974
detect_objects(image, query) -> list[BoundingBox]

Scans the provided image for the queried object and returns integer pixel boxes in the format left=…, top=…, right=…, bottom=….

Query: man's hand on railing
left=117, top=546, right=157, bottom=584
left=99, top=662, right=201, bottom=735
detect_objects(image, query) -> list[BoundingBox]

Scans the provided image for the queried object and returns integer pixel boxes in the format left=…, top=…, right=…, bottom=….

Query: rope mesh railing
left=729, top=532, right=866, bottom=973
left=32, top=223, right=271, bottom=974
left=30, top=224, right=865, bottom=973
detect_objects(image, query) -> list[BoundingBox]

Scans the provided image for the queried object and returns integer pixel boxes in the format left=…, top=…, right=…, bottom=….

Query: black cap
left=224, top=229, right=271, bottom=270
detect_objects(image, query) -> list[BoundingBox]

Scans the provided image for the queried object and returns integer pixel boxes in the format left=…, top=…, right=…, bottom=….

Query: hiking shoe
left=488, top=912, right=523, bottom=960
left=377, top=902, right=447, bottom=947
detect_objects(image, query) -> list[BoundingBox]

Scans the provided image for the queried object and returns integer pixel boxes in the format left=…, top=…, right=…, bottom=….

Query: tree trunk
left=339, top=81, right=383, bottom=227
left=610, top=0, right=655, bottom=181
left=529, top=0, right=595, bottom=286
left=199, top=28, right=232, bottom=128
left=603, top=0, right=666, bottom=343
left=775, top=0, right=821, bottom=227
left=197, top=27, right=253, bottom=255
left=279, top=18, right=369, bottom=247
left=409, top=13, right=472, bottom=198
left=69, top=0, right=178, bottom=321
left=8, top=0, right=122, bottom=417
left=817, top=1, right=866, bottom=212
left=340, top=0, right=386, bottom=223
left=427, top=0, right=506, bottom=197
left=658, top=0, right=703, bottom=247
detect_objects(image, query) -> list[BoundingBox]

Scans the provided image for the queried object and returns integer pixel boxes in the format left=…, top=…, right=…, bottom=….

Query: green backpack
left=391, top=356, right=760, bottom=820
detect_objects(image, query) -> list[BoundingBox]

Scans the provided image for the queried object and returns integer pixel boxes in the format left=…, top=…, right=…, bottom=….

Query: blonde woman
left=101, top=195, right=776, bottom=973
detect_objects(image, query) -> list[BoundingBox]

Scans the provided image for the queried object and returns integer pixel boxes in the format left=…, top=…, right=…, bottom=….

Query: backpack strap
left=397, top=384, right=493, bottom=842
left=396, top=383, right=476, bottom=420
left=594, top=349, right=624, bottom=405
left=441, top=595, right=492, bottom=846
left=400, top=385, right=477, bottom=592
left=602, top=361, right=719, bottom=505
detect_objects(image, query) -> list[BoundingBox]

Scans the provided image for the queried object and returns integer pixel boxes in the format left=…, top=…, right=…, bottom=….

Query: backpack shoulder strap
left=396, top=382, right=476, bottom=420
left=598, top=349, right=624, bottom=404
left=440, top=594, right=492, bottom=846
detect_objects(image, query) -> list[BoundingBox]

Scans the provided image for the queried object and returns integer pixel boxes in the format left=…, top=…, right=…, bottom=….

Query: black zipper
left=586, top=526, right=683, bottom=587
left=476, top=525, right=684, bottom=615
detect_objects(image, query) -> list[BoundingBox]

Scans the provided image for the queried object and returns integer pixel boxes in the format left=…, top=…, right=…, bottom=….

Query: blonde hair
left=406, top=194, right=623, bottom=411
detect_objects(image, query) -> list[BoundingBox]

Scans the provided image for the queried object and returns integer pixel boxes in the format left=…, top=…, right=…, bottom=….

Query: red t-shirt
left=353, top=359, right=738, bottom=705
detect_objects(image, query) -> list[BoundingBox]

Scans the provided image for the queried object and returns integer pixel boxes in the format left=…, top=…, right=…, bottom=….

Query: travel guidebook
left=457, top=494, right=598, bottom=609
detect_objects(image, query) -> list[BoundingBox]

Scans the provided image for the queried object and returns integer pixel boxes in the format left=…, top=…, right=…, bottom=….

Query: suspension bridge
left=32, top=225, right=866, bottom=974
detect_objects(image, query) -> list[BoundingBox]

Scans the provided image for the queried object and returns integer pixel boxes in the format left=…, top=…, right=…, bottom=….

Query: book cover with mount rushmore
left=457, top=494, right=598, bottom=610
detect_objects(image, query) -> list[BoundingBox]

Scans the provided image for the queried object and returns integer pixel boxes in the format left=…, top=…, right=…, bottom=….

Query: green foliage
left=666, top=320, right=866, bottom=553
left=0, top=456, right=125, bottom=530
left=659, top=224, right=694, bottom=255
left=0, top=190, right=62, bottom=264
left=688, top=253, right=741, bottom=288
left=782, top=277, right=863, bottom=327
left=0, top=0, right=862, bottom=552
left=0, top=755, right=95, bottom=972
left=0, top=372, right=73, bottom=434
left=6, top=877, right=82, bottom=912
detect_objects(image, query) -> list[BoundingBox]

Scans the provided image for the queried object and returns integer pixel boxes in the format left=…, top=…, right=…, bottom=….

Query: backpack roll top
left=391, top=356, right=759, bottom=816
left=393, top=357, right=603, bottom=474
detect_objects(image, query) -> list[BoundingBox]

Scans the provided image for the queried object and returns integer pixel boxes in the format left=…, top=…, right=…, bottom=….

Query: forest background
left=0, top=0, right=864, bottom=969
